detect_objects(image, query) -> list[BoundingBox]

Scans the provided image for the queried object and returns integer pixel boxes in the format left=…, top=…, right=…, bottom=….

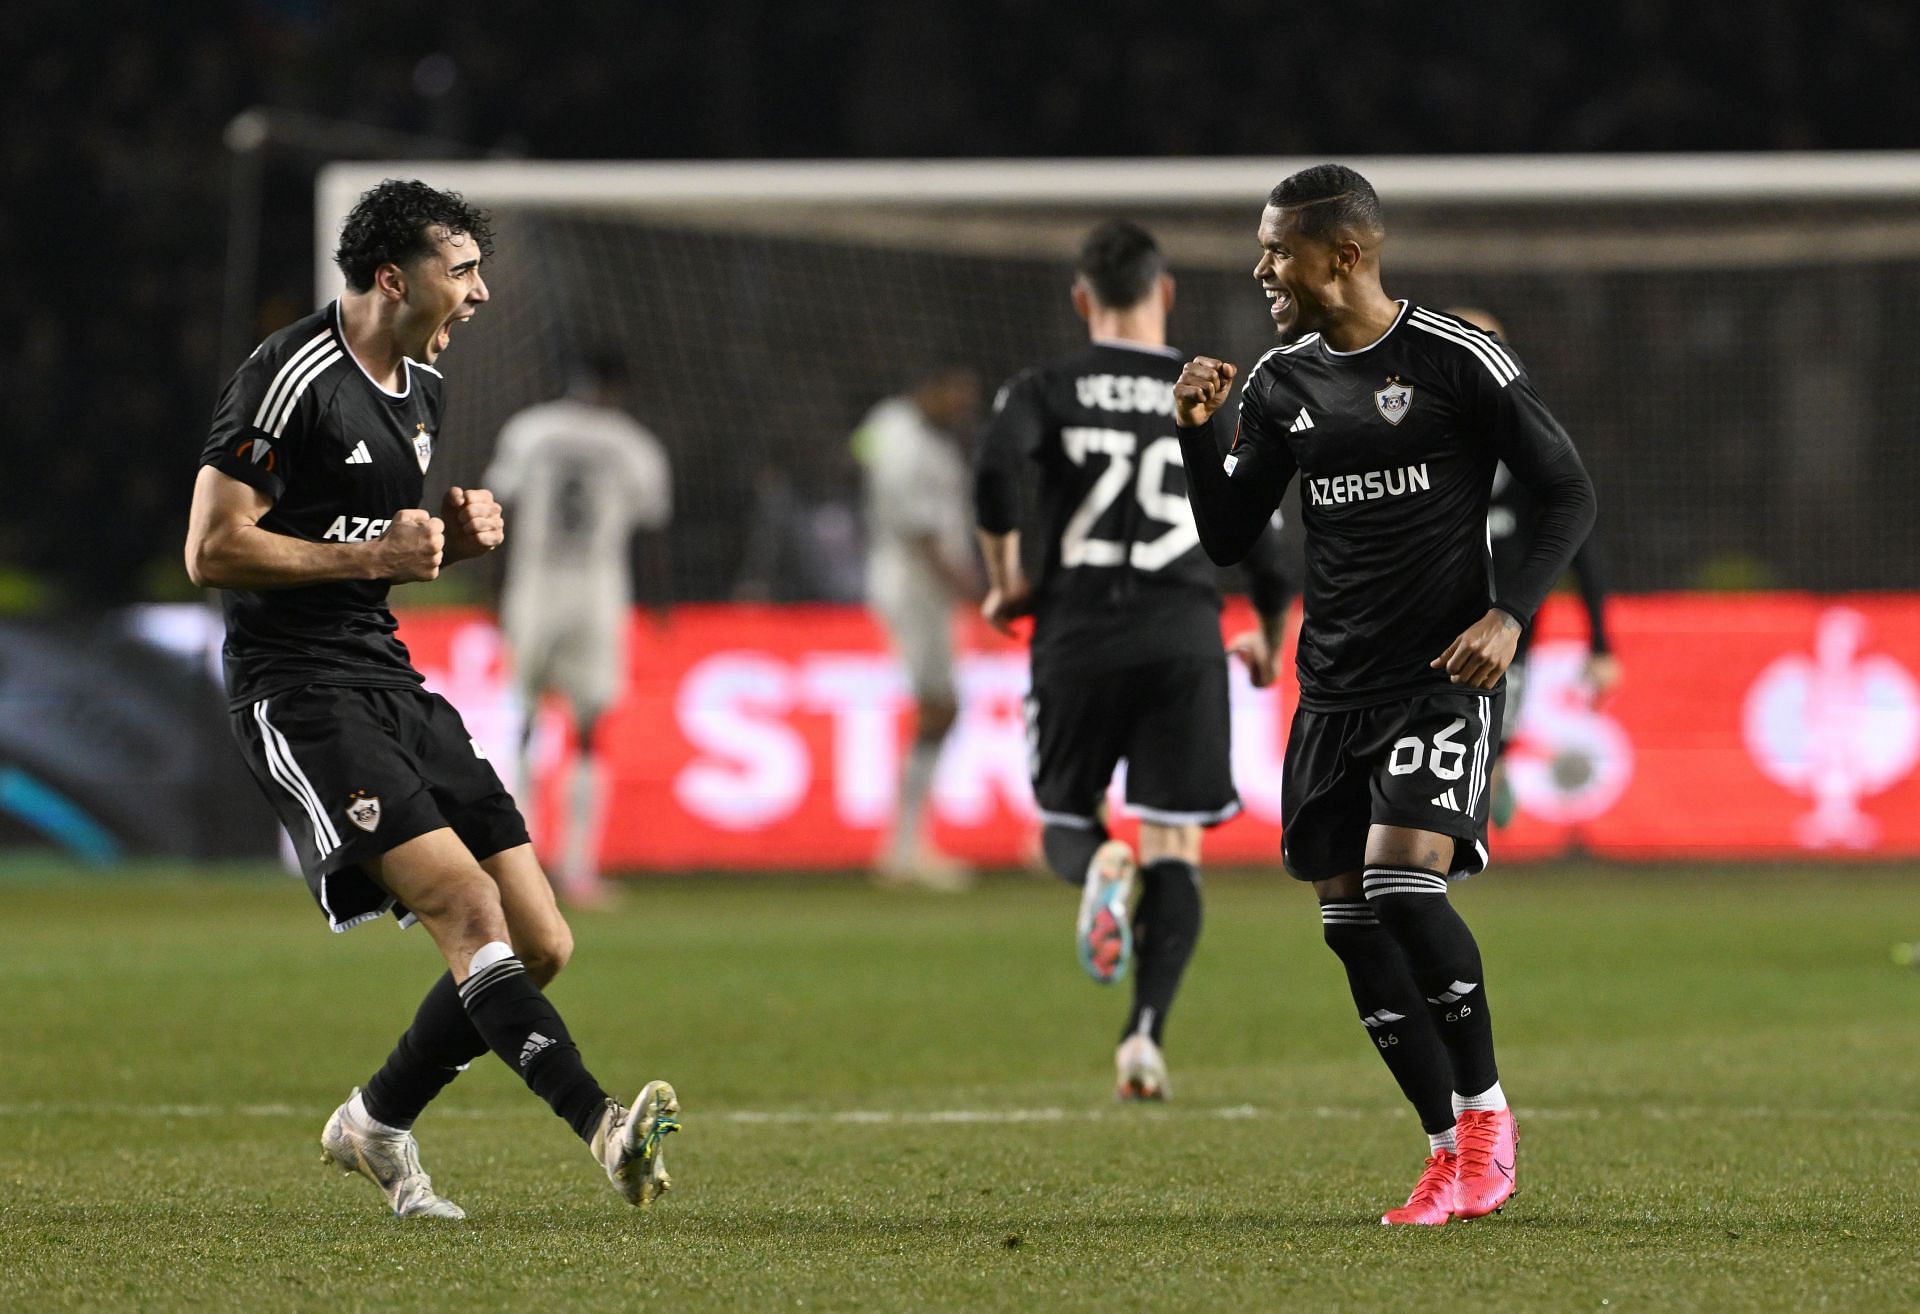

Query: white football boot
left=590, top=1080, right=682, bottom=1206
left=1115, top=1033, right=1171, bottom=1102
left=320, top=1088, right=466, bottom=1219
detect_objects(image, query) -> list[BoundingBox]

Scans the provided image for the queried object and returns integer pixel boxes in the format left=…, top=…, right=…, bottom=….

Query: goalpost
left=315, top=154, right=1920, bottom=600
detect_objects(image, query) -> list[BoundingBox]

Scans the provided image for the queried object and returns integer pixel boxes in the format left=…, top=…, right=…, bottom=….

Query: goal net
left=317, top=154, right=1920, bottom=600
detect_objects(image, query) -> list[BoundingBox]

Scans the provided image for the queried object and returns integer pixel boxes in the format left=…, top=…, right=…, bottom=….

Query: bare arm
left=184, top=465, right=444, bottom=590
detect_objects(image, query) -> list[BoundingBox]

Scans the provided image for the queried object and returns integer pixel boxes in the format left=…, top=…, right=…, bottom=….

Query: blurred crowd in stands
left=4, top=0, right=1914, bottom=607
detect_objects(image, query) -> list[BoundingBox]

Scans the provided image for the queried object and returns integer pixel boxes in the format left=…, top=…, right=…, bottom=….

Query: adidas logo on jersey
left=1431, top=789, right=1463, bottom=811
left=1289, top=408, right=1314, bottom=433
left=344, top=440, right=373, bottom=465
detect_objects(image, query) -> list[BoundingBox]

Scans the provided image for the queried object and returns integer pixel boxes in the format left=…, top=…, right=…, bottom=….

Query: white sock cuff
left=1452, top=1080, right=1508, bottom=1114
left=469, top=940, right=515, bottom=976
left=347, top=1089, right=406, bottom=1136
left=1428, top=1128, right=1458, bottom=1155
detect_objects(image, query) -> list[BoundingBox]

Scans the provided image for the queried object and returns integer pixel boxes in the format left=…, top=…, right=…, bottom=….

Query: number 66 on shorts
left=1279, top=688, right=1505, bottom=882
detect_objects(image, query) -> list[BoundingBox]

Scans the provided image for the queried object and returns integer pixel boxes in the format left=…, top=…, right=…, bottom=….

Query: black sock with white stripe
left=362, top=972, right=489, bottom=1130
left=458, top=941, right=611, bottom=1143
left=1362, top=866, right=1499, bottom=1097
left=1041, top=819, right=1108, bottom=887
left=1121, top=859, right=1203, bottom=1047
left=1319, top=899, right=1456, bottom=1135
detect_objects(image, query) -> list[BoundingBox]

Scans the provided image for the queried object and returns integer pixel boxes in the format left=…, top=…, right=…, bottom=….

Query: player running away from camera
left=1172, top=167, right=1595, bottom=1223
left=975, top=221, right=1293, bottom=1101
left=484, top=349, right=674, bottom=908
left=855, top=365, right=984, bottom=891
left=185, top=179, right=679, bottom=1221
left=1446, top=308, right=1620, bottom=829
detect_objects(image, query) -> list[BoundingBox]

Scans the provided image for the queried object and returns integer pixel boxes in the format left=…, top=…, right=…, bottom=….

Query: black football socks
left=1122, top=858, right=1203, bottom=1046
left=458, top=942, right=611, bottom=1142
left=1319, top=898, right=1457, bottom=1136
left=362, top=971, right=489, bottom=1130
left=1361, top=866, right=1499, bottom=1098
left=1041, top=819, right=1108, bottom=887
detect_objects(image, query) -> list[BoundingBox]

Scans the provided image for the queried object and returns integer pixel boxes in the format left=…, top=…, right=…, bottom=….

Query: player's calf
left=1361, top=866, right=1500, bottom=1099
left=1041, top=818, right=1107, bottom=888
left=1120, top=856, right=1203, bottom=1055
left=457, top=940, right=613, bottom=1141
left=1318, top=898, right=1457, bottom=1136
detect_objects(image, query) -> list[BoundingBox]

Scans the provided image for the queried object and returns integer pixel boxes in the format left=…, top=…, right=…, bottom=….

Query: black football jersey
left=1182, top=302, right=1595, bottom=710
left=199, top=302, right=442, bottom=707
left=976, top=340, right=1289, bottom=674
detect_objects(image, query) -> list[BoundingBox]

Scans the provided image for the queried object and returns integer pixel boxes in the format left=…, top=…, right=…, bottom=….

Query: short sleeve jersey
left=484, top=397, right=673, bottom=619
left=198, top=302, right=442, bottom=708
left=979, top=341, right=1226, bottom=674
left=1226, top=302, right=1582, bottom=709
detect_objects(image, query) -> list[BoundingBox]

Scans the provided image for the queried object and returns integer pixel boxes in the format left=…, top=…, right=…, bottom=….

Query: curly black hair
left=333, top=178, right=496, bottom=293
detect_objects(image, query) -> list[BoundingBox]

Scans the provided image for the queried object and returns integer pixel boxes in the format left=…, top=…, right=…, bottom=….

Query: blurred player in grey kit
left=485, top=349, right=673, bottom=906
left=853, top=365, right=983, bottom=890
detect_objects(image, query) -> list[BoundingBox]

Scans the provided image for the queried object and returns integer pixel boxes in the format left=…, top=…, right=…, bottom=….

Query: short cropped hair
left=334, top=178, right=495, bottom=293
left=1267, top=164, right=1384, bottom=243
left=1075, top=220, right=1166, bottom=310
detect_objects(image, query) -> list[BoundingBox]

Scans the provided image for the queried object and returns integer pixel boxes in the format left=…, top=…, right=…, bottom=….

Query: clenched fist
left=376, top=508, right=445, bottom=582
left=442, top=485, right=504, bottom=562
left=1431, top=608, right=1521, bottom=689
left=1174, top=356, right=1238, bottom=427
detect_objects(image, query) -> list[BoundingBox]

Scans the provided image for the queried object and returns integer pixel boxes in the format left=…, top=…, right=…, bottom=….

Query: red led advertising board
left=397, top=595, right=1920, bottom=870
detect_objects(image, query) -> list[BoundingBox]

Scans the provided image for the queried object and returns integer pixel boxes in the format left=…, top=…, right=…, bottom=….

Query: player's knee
left=520, top=924, right=574, bottom=985
left=410, top=869, right=508, bottom=945
left=1319, top=900, right=1380, bottom=956
left=1138, top=823, right=1201, bottom=866
left=916, top=695, right=958, bottom=741
left=1361, top=866, right=1451, bottom=931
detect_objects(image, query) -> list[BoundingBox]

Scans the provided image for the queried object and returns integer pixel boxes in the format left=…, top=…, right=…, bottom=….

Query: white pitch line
left=0, top=1102, right=1911, bottom=1124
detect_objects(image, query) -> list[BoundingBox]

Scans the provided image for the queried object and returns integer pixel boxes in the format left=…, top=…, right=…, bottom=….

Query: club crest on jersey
left=345, top=791, right=381, bottom=833
left=413, top=423, right=434, bottom=472
left=1373, top=378, right=1413, bottom=426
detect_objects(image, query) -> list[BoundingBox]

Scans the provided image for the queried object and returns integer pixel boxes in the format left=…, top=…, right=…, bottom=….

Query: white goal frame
left=316, top=152, right=1920, bottom=298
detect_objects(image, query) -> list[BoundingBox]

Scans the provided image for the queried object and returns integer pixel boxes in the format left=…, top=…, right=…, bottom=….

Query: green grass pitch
left=1, top=861, right=1916, bottom=1312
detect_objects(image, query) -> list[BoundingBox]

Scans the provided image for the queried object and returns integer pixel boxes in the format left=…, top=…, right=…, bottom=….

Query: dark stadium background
left=3, top=0, right=1917, bottom=607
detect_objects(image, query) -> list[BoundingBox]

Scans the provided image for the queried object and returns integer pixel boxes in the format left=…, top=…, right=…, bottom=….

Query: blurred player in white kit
left=853, top=365, right=983, bottom=890
left=485, top=349, right=673, bottom=906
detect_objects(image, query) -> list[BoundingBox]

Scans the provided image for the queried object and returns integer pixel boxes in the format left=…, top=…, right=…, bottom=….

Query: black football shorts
left=1280, top=687, right=1504, bottom=882
left=1025, top=655, right=1240, bottom=831
left=230, top=684, right=529, bottom=932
